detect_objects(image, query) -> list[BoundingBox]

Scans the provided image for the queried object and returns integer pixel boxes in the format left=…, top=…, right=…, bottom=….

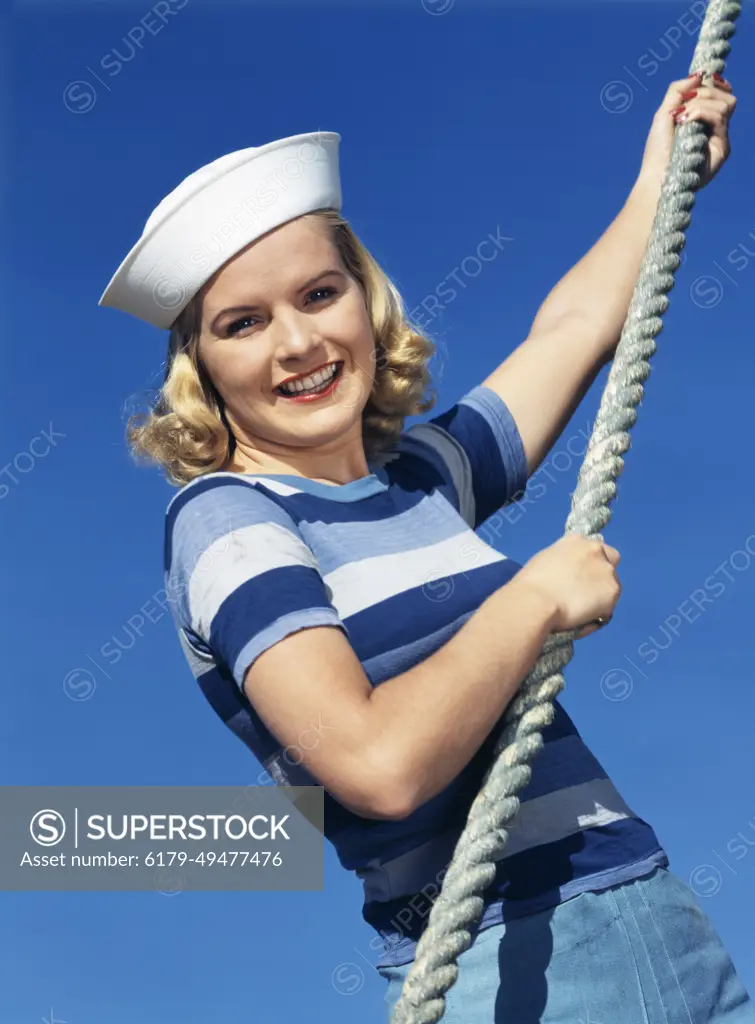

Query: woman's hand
left=638, top=71, right=737, bottom=189
left=515, top=535, right=622, bottom=639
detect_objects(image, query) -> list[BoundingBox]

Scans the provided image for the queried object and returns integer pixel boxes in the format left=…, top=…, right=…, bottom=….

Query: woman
left=99, top=73, right=752, bottom=1022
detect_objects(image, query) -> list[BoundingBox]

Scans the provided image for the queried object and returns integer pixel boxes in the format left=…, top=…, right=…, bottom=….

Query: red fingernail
left=680, top=89, right=698, bottom=100
left=670, top=105, right=685, bottom=115
left=712, top=72, right=729, bottom=84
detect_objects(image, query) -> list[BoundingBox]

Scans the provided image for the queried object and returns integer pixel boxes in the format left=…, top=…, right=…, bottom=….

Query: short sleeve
left=164, top=476, right=347, bottom=691
left=400, top=385, right=528, bottom=530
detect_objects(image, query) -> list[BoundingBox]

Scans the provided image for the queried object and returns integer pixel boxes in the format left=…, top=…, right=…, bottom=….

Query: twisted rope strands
left=390, top=5, right=741, bottom=1021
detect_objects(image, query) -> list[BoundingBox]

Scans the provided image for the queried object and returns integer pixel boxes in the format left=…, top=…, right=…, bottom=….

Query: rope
left=390, top=4, right=742, bottom=1020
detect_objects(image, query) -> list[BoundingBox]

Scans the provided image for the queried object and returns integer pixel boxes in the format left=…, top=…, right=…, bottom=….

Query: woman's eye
left=307, top=286, right=337, bottom=304
left=225, top=316, right=257, bottom=337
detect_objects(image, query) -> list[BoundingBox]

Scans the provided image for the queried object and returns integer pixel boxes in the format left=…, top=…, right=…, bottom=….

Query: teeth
left=279, top=362, right=339, bottom=395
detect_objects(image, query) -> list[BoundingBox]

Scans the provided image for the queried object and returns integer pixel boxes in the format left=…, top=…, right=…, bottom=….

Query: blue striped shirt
left=163, top=384, right=668, bottom=968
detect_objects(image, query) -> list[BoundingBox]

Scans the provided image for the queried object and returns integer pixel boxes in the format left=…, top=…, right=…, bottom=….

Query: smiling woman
left=123, top=202, right=436, bottom=486
left=98, top=126, right=754, bottom=1024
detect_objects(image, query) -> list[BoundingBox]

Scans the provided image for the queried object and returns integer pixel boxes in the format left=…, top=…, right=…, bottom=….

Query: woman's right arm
left=243, top=534, right=621, bottom=822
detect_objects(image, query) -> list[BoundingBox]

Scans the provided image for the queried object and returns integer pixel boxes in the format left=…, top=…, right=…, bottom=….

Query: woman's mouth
left=275, top=362, right=344, bottom=402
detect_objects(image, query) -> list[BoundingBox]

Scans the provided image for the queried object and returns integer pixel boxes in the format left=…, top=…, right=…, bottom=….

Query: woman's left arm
left=483, top=72, right=737, bottom=477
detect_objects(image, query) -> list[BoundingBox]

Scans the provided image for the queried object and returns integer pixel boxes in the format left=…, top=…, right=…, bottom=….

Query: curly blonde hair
left=125, top=209, right=439, bottom=487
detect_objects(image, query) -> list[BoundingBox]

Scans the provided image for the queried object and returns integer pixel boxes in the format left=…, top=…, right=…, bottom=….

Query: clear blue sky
left=3, top=2, right=755, bottom=1021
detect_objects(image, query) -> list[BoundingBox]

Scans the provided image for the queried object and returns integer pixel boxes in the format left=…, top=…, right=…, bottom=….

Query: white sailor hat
left=98, top=130, right=342, bottom=330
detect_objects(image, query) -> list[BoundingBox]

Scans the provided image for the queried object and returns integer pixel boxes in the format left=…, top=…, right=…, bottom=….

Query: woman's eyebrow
left=208, top=268, right=346, bottom=335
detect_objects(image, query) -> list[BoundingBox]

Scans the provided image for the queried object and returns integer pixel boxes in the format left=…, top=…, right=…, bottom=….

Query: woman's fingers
left=673, top=95, right=737, bottom=135
left=574, top=618, right=611, bottom=640
left=660, top=71, right=704, bottom=111
left=671, top=84, right=736, bottom=182
left=678, top=82, right=736, bottom=106
left=711, top=74, right=733, bottom=93
left=600, top=544, right=621, bottom=568
left=660, top=72, right=733, bottom=115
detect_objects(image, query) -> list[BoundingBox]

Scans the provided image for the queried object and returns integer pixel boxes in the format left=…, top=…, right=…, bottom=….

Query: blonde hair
left=125, top=209, right=438, bottom=487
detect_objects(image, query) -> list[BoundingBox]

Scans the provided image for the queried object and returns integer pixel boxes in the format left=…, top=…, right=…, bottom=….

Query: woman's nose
left=272, top=310, right=321, bottom=356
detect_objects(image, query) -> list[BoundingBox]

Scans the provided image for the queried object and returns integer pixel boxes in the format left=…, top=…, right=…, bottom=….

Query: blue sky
left=3, top=1, right=755, bottom=1021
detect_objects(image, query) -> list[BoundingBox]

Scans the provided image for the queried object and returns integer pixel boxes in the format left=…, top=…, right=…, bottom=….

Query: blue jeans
left=379, top=868, right=755, bottom=1023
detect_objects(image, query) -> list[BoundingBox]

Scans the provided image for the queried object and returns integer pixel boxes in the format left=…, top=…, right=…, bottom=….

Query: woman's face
left=197, top=215, right=377, bottom=471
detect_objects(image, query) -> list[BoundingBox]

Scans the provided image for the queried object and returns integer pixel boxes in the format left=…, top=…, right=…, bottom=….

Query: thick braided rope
left=390, top=5, right=741, bottom=1021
